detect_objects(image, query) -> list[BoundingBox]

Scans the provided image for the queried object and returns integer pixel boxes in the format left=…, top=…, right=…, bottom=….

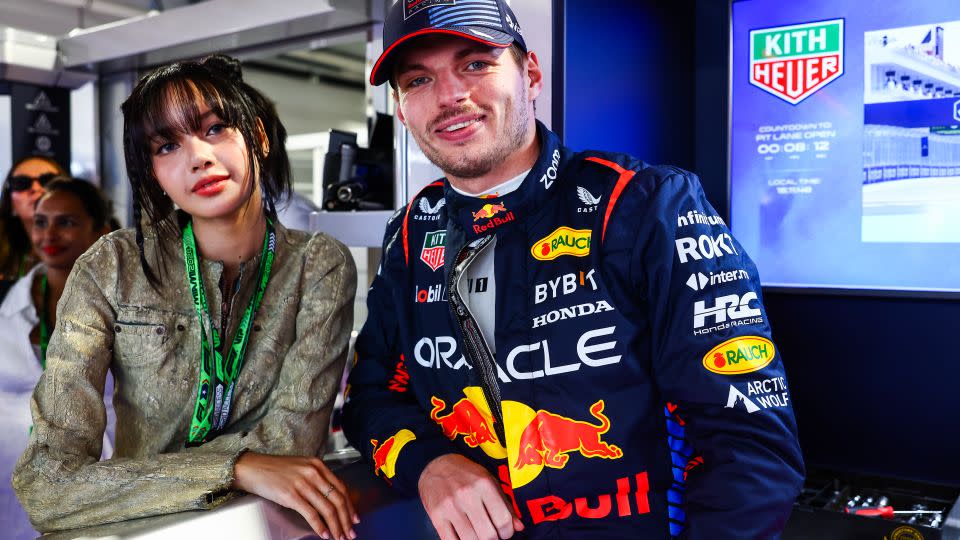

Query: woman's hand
left=233, top=452, right=358, bottom=540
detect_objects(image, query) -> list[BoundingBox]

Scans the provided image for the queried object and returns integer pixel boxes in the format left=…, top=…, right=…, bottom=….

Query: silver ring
left=323, top=485, right=334, bottom=498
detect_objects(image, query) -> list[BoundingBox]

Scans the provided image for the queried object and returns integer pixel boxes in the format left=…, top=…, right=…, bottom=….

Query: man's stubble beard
left=413, top=93, right=530, bottom=180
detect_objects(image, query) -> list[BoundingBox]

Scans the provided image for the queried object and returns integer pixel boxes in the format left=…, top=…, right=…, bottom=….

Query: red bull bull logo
left=503, top=399, right=622, bottom=488
left=370, top=429, right=416, bottom=479
left=514, top=400, right=622, bottom=470
left=472, top=202, right=516, bottom=234
left=473, top=202, right=507, bottom=221
left=429, top=388, right=507, bottom=459
left=431, top=396, right=499, bottom=447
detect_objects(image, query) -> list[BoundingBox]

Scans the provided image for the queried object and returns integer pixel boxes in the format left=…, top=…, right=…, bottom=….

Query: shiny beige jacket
left=12, top=222, right=356, bottom=532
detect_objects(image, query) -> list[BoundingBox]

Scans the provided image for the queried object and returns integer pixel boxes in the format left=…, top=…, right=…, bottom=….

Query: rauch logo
left=531, top=227, right=592, bottom=261
left=749, top=19, right=844, bottom=105
left=702, top=336, right=775, bottom=375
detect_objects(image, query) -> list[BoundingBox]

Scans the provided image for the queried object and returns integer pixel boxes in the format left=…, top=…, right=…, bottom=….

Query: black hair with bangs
left=120, top=54, right=291, bottom=286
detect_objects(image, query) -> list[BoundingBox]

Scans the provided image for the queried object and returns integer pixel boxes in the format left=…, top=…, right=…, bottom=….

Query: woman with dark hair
left=13, top=55, right=359, bottom=540
left=0, top=156, right=67, bottom=280
left=0, top=177, right=117, bottom=540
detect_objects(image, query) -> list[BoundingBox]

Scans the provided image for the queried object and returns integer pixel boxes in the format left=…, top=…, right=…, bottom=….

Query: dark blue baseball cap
left=370, top=0, right=527, bottom=86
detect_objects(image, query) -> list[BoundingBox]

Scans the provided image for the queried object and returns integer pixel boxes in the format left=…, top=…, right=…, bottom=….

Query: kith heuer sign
left=750, top=19, right=844, bottom=105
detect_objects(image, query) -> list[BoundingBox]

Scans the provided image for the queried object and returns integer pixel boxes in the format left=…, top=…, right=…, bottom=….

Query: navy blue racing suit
left=342, top=122, right=804, bottom=539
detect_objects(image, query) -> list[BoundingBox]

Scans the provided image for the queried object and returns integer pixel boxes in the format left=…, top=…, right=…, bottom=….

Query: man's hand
left=233, top=452, right=359, bottom=540
left=418, top=454, right=524, bottom=540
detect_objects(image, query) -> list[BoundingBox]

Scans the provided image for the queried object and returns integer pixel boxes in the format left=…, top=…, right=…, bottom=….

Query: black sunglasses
left=7, top=173, right=58, bottom=192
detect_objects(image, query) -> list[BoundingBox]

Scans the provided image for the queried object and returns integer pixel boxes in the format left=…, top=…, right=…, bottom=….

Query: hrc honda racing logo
left=693, top=292, right=764, bottom=335
left=749, top=19, right=844, bottom=105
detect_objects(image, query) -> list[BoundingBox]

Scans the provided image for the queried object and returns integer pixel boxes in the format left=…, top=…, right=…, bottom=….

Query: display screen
left=730, top=0, right=960, bottom=293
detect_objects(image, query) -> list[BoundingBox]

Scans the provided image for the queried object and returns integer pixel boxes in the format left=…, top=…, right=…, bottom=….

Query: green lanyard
left=38, top=273, right=50, bottom=369
left=183, top=219, right=276, bottom=445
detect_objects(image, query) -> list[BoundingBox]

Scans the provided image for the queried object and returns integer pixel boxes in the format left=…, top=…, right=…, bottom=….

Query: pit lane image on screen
left=730, top=0, right=960, bottom=293
left=863, top=21, right=960, bottom=243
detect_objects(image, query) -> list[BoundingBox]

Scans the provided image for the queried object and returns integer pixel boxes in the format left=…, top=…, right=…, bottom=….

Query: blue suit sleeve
left=341, top=209, right=459, bottom=495
left=631, top=171, right=804, bottom=539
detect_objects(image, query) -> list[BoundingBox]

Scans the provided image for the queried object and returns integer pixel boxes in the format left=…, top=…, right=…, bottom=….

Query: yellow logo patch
left=531, top=227, right=592, bottom=261
left=702, top=336, right=775, bottom=375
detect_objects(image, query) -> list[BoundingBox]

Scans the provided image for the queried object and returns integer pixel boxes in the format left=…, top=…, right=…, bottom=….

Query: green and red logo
left=420, top=230, right=446, bottom=271
left=750, top=19, right=844, bottom=105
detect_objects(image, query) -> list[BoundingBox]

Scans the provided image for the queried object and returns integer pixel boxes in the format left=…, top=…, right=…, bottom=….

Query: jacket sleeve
left=341, top=209, right=460, bottom=495
left=628, top=170, right=804, bottom=539
left=12, top=234, right=356, bottom=532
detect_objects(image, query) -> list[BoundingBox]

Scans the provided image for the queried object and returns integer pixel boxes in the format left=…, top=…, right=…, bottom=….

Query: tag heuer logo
left=420, top=230, right=446, bottom=271
left=749, top=19, right=844, bottom=105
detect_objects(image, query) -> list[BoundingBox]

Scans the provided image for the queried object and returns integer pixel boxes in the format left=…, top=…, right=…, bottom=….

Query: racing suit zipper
left=447, top=235, right=507, bottom=445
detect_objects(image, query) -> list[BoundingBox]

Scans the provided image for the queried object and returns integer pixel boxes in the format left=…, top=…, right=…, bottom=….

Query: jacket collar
left=0, top=264, right=43, bottom=322
left=443, top=121, right=571, bottom=241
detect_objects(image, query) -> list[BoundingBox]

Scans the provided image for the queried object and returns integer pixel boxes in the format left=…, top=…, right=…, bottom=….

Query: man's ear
left=525, top=51, right=544, bottom=101
left=394, top=90, right=408, bottom=127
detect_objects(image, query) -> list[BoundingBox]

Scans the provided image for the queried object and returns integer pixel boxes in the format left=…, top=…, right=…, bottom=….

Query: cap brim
left=370, top=26, right=514, bottom=86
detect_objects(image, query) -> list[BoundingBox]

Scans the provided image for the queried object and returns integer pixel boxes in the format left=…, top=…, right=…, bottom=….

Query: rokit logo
left=576, top=186, right=601, bottom=213
left=724, top=377, right=790, bottom=414
left=497, top=326, right=621, bottom=383
left=539, top=148, right=560, bottom=190
left=685, top=268, right=750, bottom=291
left=675, top=233, right=739, bottom=264
left=693, top=292, right=763, bottom=335
left=414, top=198, right=445, bottom=221
left=534, top=269, right=598, bottom=304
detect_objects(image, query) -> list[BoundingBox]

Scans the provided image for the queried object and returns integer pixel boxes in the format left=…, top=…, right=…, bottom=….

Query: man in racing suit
left=342, top=1, right=804, bottom=538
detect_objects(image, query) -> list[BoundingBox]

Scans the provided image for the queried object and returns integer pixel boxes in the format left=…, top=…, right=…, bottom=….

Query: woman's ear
left=255, top=118, right=270, bottom=157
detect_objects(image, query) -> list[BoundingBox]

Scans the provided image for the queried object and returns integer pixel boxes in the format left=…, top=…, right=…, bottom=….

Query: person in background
left=0, top=177, right=118, bottom=540
left=342, top=1, right=804, bottom=539
left=13, top=54, right=359, bottom=540
left=0, top=156, right=67, bottom=285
